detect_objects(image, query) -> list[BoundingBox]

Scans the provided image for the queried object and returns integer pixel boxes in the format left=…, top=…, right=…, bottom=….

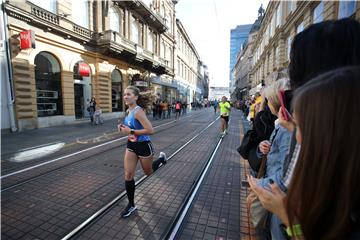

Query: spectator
left=93, top=106, right=103, bottom=125
left=88, top=97, right=96, bottom=124
left=249, top=66, right=360, bottom=240
left=249, top=79, right=292, bottom=239
left=248, top=18, right=360, bottom=239
left=175, top=101, right=181, bottom=120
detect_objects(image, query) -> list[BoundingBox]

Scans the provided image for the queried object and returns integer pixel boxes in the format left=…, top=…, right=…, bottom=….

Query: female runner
left=118, top=86, right=166, bottom=218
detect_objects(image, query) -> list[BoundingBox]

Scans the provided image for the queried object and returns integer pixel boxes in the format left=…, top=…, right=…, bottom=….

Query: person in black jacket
left=247, top=97, right=277, bottom=175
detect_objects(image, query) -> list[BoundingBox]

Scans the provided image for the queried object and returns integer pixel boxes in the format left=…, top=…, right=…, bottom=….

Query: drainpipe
left=1, top=0, right=17, bottom=132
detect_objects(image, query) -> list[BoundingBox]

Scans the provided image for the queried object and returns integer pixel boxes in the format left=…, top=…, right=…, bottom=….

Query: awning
left=150, top=76, right=178, bottom=89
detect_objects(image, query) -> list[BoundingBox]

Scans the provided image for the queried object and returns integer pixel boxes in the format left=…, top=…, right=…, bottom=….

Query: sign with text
left=20, top=30, right=36, bottom=49
left=133, top=81, right=148, bottom=87
left=78, top=63, right=90, bottom=77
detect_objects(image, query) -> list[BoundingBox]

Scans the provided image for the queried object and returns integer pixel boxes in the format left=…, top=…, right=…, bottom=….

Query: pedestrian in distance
left=88, top=97, right=96, bottom=124
left=152, top=101, right=157, bottom=120
left=219, top=96, right=231, bottom=136
left=93, top=106, right=103, bottom=125
left=213, top=100, right=218, bottom=114
left=175, top=101, right=181, bottom=120
left=167, top=101, right=171, bottom=118
left=118, top=86, right=167, bottom=218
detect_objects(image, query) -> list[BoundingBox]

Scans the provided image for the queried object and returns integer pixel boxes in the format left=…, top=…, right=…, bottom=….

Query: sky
left=175, top=0, right=269, bottom=87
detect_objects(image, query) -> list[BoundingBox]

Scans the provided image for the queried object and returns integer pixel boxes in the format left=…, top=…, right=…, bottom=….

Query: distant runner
left=213, top=100, right=218, bottom=114
left=218, top=96, right=231, bottom=136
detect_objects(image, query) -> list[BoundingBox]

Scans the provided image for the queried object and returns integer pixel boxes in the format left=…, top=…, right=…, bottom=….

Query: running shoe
left=121, top=204, right=137, bottom=218
left=159, top=152, right=167, bottom=165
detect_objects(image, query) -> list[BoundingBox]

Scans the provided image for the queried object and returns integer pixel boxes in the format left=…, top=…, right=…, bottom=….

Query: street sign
left=20, top=30, right=35, bottom=49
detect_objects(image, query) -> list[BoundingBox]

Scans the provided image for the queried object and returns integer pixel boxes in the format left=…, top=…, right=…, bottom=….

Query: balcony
left=5, top=2, right=94, bottom=45
left=115, top=0, right=167, bottom=33
left=97, top=30, right=167, bottom=75
left=97, top=30, right=136, bottom=55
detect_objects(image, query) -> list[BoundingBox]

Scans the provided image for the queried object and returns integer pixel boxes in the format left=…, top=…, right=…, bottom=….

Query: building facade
left=209, top=87, right=230, bottom=101
left=2, top=0, right=207, bottom=131
left=229, top=24, right=252, bottom=89
left=175, top=19, right=201, bottom=104
left=249, top=1, right=360, bottom=94
left=231, top=15, right=262, bottom=102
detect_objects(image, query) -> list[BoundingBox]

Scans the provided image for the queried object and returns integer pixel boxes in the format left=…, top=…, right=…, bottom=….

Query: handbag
left=247, top=156, right=271, bottom=228
left=237, top=129, right=258, bottom=159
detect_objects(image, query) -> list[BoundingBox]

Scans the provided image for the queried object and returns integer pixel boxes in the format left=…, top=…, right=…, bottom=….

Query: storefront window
left=35, top=52, right=63, bottom=117
left=338, top=1, right=356, bottom=19
left=112, top=69, right=123, bottom=112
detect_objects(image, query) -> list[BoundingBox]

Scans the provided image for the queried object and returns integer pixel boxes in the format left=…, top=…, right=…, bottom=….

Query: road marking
left=10, top=142, right=66, bottom=163
left=0, top=115, right=193, bottom=180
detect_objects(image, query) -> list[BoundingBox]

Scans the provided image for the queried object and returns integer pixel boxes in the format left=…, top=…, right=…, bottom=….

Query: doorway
left=74, top=84, right=84, bottom=119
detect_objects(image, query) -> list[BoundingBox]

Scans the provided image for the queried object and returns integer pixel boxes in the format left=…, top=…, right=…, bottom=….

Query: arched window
left=35, top=52, right=62, bottom=117
left=112, top=69, right=123, bottom=112
left=72, top=0, right=89, bottom=28
left=109, top=7, right=120, bottom=33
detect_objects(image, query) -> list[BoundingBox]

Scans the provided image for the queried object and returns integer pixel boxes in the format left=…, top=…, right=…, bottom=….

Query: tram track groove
left=61, top=116, right=221, bottom=240
left=1, top=112, right=208, bottom=192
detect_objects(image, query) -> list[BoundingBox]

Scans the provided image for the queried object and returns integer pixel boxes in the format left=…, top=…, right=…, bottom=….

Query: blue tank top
left=123, top=106, right=151, bottom=142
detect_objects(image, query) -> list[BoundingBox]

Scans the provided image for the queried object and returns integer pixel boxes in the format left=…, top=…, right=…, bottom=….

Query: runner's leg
left=124, top=150, right=138, bottom=207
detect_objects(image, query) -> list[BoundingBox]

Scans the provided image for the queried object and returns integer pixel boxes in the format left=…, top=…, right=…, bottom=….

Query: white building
left=209, top=87, right=230, bottom=101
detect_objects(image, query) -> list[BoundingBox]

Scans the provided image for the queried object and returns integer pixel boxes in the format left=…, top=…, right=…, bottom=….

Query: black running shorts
left=221, top=115, right=229, bottom=122
left=127, top=141, right=155, bottom=158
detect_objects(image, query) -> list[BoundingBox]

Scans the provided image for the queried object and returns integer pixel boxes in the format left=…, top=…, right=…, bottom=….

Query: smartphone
left=241, top=180, right=250, bottom=188
left=278, top=90, right=291, bottom=121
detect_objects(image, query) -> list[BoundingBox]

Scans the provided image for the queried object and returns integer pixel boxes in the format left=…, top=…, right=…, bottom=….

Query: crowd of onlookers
left=237, top=18, right=360, bottom=240
left=150, top=100, right=210, bottom=120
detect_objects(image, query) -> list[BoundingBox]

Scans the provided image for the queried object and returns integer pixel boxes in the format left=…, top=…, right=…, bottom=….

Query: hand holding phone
left=278, top=90, right=291, bottom=121
left=241, top=180, right=250, bottom=188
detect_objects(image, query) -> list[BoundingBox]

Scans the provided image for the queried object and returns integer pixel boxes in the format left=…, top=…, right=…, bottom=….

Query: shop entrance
left=73, top=62, right=92, bottom=119
left=74, top=84, right=84, bottom=119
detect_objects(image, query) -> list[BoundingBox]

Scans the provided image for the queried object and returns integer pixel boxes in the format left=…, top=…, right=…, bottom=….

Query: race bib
left=128, top=134, right=138, bottom=142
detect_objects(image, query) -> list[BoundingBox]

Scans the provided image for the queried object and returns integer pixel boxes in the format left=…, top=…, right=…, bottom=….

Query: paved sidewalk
left=176, top=110, right=244, bottom=240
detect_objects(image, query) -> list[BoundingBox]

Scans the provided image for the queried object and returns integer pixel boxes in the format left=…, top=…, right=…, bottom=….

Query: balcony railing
left=31, top=5, right=59, bottom=25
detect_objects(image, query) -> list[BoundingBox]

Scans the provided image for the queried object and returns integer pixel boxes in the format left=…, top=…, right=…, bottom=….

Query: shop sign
left=134, top=81, right=148, bottom=87
left=78, top=63, right=90, bottom=77
left=140, top=90, right=152, bottom=95
left=20, top=30, right=35, bottom=49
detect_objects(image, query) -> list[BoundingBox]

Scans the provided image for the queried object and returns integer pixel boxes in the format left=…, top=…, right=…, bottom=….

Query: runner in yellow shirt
left=218, top=96, right=231, bottom=136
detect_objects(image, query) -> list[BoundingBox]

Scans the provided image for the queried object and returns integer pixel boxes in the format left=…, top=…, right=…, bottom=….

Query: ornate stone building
left=175, top=19, right=202, bottom=104
left=3, top=0, right=177, bottom=130
left=249, top=1, right=360, bottom=94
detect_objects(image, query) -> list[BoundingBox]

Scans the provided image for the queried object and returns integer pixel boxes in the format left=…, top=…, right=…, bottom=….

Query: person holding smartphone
left=118, top=86, right=166, bottom=218
left=249, top=67, right=360, bottom=240
left=248, top=79, right=292, bottom=239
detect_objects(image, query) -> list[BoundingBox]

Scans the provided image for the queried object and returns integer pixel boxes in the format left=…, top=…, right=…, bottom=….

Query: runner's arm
left=134, top=108, right=154, bottom=135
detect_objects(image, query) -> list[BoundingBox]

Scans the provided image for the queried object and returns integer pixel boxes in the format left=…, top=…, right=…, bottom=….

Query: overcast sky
left=175, top=0, right=269, bottom=87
